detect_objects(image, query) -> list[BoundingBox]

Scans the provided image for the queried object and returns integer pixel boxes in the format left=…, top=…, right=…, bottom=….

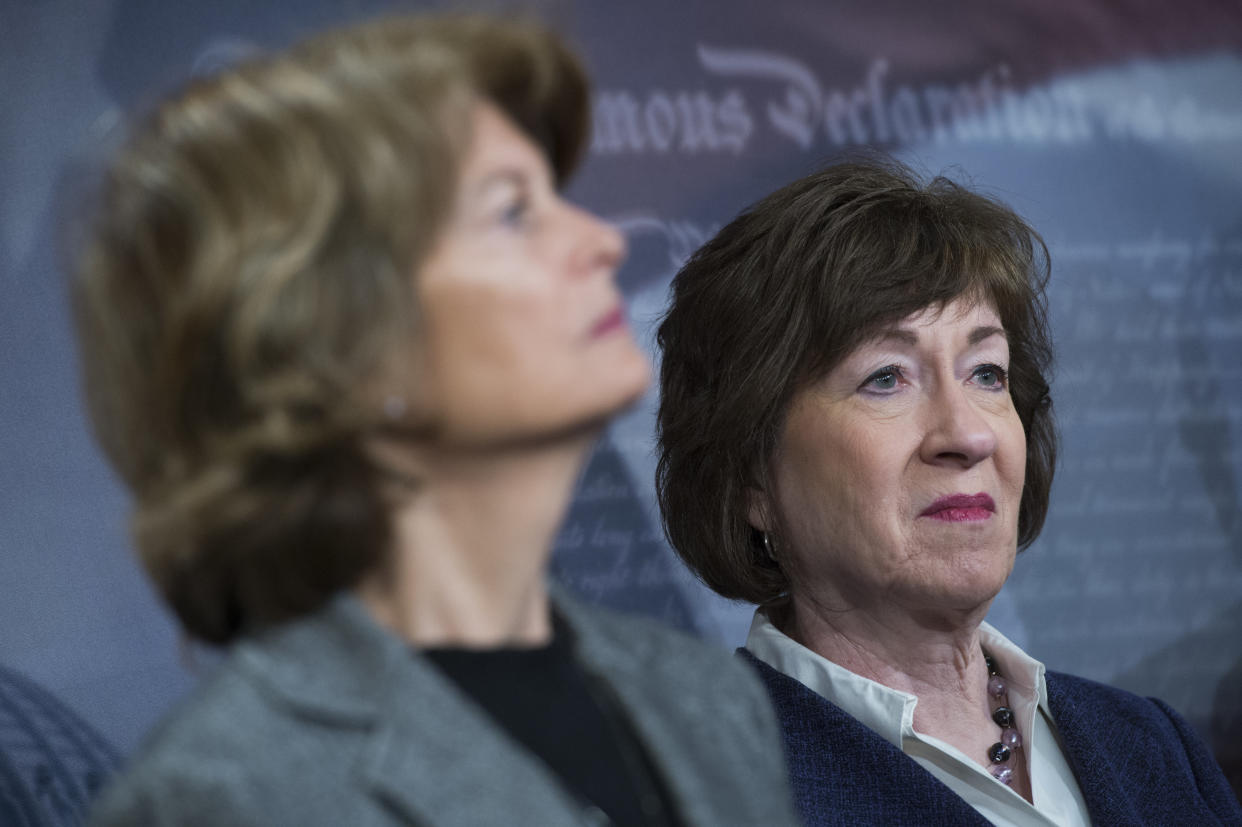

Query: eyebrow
left=874, top=329, right=918, bottom=346
left=873, top=325, right=1008, bottom=347
left=968, top=325, right=1008, bottom=346
left=470, top=168, right=528, bottom=198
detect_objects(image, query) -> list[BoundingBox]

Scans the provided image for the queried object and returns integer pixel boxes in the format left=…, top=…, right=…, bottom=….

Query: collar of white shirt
left=745, top=607, right=1092, bottom=827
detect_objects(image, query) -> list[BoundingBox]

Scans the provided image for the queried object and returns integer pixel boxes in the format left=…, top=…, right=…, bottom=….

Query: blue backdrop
left=2, top=0, right=1240, bottom=798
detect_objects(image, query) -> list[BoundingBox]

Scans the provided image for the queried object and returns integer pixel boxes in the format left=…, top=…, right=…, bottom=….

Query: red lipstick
left=920, top=493, right=995, bottom=522
left=590, top=306, right=626, bottom=339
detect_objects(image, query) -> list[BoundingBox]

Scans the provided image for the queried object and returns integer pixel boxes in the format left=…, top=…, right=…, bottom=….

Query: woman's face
left=413, top=102, right=650, bottom=447
left=751, top=297, right=1027, bottom=617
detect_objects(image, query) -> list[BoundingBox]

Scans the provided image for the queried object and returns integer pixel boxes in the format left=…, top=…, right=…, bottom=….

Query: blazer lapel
left=1044, top=673, right=1140, bottom=824
left=551, top=590, right=713, bottom=820
left=740, top=651, right=992, bottom=826
left=552, top=589, right=788, bottom=826
left=239, top=595, right=593, bottom=827
left=355, top=668, right=590, bottom=827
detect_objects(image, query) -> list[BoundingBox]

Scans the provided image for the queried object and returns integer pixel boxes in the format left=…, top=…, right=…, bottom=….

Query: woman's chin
left=913, top=571, right=1011, bottom=621
left=585, top=346, right=653, bottom=419
left=875, top=560, right=1014, bottom=624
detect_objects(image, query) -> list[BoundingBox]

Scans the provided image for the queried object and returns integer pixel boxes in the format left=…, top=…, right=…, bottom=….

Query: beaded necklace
left=983, top=650, right=1023, bottom=785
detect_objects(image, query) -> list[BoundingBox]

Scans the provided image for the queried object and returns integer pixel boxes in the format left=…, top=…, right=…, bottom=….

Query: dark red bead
left=988, top=742, right=1011, bottom=764
left=993, top=706, right=1014, bottom=728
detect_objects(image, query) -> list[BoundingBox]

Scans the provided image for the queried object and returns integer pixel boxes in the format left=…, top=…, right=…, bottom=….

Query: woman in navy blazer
left=72, top=14, right=797, bottom=826
left=656, top=158, right=1242, bottom=825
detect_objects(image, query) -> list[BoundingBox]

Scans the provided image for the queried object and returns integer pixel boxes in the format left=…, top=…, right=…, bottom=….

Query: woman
left=656, top=159, right=1242, bottom=825
left=74, top=14, right=798, bottom=826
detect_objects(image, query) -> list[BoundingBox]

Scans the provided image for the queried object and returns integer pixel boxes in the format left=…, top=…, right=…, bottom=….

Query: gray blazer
left=90, top=589, right=798, bottom=826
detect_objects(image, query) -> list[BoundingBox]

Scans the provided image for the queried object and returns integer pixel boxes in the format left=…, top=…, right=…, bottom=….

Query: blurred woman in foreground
left=74, top=14, right=797, bottom=826
left=656, top=159, right=1242, bottom=825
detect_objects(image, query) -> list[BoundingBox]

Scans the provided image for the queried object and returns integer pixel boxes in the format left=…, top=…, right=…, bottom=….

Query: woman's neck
left=784, top=595, right=990, bottom=703
left=783, top=593, right=1019, bottom=775
left=357, top=433, right=593, bottom=648
left=782, top=596, right=1034, bottom=801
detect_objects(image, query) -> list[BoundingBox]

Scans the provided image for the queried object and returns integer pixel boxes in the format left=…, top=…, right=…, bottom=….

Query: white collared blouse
left=746, top=610, right=1093, bottom=827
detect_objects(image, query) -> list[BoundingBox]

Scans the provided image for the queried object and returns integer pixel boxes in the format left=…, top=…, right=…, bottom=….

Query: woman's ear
left=745, top=485, right=773, bottom=533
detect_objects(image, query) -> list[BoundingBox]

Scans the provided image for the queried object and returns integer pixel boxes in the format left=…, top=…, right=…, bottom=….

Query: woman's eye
left=972, top=364, right=1008, bottom=390
left=500, top=195, right=531, bottom=228
left=862, top=365, right=902, bottom=392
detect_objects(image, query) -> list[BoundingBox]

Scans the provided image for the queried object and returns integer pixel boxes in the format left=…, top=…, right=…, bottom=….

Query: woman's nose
left=568, top=203, right=627, bottom=276
left=919, top=384, right=998, bottom=468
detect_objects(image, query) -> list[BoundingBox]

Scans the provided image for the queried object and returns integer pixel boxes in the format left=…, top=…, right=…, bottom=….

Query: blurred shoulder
left=90, top=641, right=385, bottom=826
left=1048, top=670, right=1168, bottom=713
left=556, top=589, right=733, bottom=662
left=554, top=587, right=764, bottom=698
left=123, top=653, right=273, bottom=762
left=1046, top=670, right=1242, bottom=821
left=1046, top=669, right=1200, bottom=743
left=88, top=658, right=271, bottom=825
left=553, top=588, right=797, bottom=823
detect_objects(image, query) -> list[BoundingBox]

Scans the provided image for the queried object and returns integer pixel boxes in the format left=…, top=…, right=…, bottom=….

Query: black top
left=424, top=619, right=682, bottom=827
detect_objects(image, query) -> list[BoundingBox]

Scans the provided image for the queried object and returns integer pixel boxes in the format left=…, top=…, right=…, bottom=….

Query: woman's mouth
left=589, top=306, right=626, bottom=338
left=919, top=493, right=996, bottom=522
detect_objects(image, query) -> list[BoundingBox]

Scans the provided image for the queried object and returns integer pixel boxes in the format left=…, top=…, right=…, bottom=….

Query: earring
left=761, top=531, right=778, bottom=565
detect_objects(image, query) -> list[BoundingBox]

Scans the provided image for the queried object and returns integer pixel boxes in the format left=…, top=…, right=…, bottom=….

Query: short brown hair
left=72, top=14, right=590, bottom=644
left=656, top=158, right=1056, bottom=605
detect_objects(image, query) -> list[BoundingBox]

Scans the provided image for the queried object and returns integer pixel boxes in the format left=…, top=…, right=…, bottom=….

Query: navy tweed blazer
left=740, top=650, right=1242, bottom=826
left=0, top=664, right=120, bottom=827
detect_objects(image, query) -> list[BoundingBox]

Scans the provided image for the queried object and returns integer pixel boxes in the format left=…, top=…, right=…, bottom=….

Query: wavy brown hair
left=656, top=158, right=1056, bottom=605
left=72, top=14, right=590, bottom=644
